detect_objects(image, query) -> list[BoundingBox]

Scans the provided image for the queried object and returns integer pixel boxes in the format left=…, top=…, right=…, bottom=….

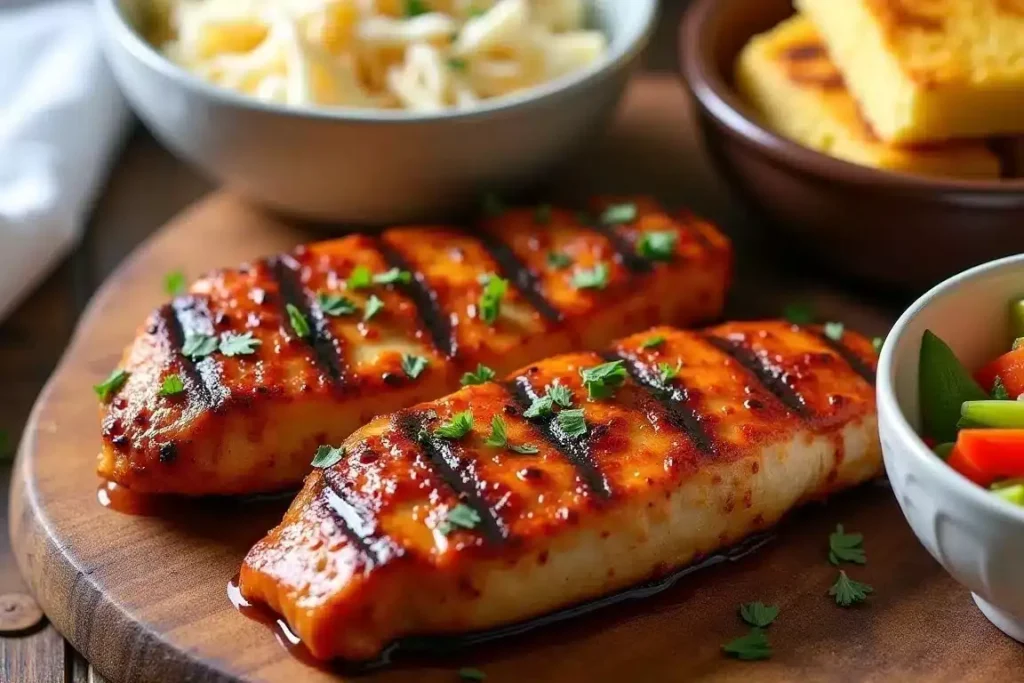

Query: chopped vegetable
left=435, top=410, right=474, bottom=440
left=317, top=293, right=357, bottom=316
left=739, top=602, right=779, bottom=628
left=945, top=445, right=996, bottom=486
left=658, top=360, right=682, bottom=383
left=600, top=202, right=637, bottom=225
left=919, top=330, right=988, bottom=443
left=484, top=415, right=538, bottom=454
left=363, top=295, right=385, bottom=322
left=960, top=400, right=1024, bottom=428
left=401, top=354, right=429, bottom=379
left=548, top=384, right=574, bottom=408
left=547, top=251, right=572, bottom=269
left=636, top=231, right=677, bottom=261
left=478, top=275, right=508, bottom=325
left=347, top=265, right=373, bottom=290
left=438, top=503, right=480, bottom=535
left=182, top=333, right=218, bottom=359
left=160, top=374, right=186, bottom=396
left=579, top=360, right=627, bottom=399
left=640, top=335, right=665, bottom=349
left=571, top=262, right=609, bottom=290
left=829, top=571, right=872, bottom=607
left=992, top=483, right=1024, bottom=506
left=933, top=442, right=955, bottom=460
left=311, top=445, right=345, bottom=469
left=722, top=628, right=771, bottom=660
left=872, top=337, right=884, bottom=354
left=823, top=321, right=844, bottom=341
left=992, top=376, right=1011, bottom=400
left=556, top=408, right=587, bottom=438
left=373, top=268, right=412, bottom=286
left=219, top=331, right=261, bottom=357
left=287, top=303, right=311, bottom=337
left=828, top=524, right=866, bottom=565
left=976, top=347, right=1024, bottom=398
left=954, top=429, right=1024, bottom=483
left=523, top=394, right=554, bottom=419
left=94, top=369, right=130, bottom=402
left=164, top=270, right=186, bottom=296
left=461, top=364, right=495, bottom=386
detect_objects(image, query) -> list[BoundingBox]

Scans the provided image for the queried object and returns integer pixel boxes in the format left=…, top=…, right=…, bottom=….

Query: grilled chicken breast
left=99, top=198, right=731, bottom=495
left=238, top=321, right=881, bottom=661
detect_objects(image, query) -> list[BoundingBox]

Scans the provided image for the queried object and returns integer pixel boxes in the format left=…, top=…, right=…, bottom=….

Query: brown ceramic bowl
left=679, top=0, right=1024, bottom=290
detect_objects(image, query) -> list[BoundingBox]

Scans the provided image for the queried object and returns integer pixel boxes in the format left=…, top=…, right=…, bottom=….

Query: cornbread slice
left=736, top=15, right=1001, bottom=178
left=797, top=0, right=1024, bottom=143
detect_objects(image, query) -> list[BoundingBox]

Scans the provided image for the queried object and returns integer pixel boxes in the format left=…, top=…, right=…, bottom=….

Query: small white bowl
left=878, top=253, right=1024, bottom=641
left=96, top=0, right=657, bottom=223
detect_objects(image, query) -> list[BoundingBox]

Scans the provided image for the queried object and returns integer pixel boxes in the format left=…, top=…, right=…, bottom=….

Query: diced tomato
left=946, top=443, right=997, bottom=487
left=976, top=348, right=1024, bottom=397
left=953, top=429, right=1024, bottom=486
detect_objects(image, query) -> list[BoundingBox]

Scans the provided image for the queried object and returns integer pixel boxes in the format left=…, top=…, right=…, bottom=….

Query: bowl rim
left=95, top=0, right=658, bottom=124
left=678, top=0, right=1024, bottom=196
left=877, top=253, right=1024, bottom=524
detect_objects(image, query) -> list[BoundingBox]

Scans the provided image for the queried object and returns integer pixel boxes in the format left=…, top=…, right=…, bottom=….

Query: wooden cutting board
left=10, top=76, right=1022, bottom=683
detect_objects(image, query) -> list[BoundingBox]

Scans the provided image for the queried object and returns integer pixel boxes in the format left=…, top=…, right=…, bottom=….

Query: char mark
left=376, top=240, right=456, bottom=358
left=608, top=351, right=717, bottom=455
left=475, top=232, right=563, bottom=323
left=164, top=300, right=227, bottom=407
left=270, top=256, right=346, bottom=384
left=321, top=469, right=402, bottom=569
left=704, top=334, right=808, bottom=417
left=504, top=377, right=612, bottom=498
left=815, top=331, right=876, bottom=386
left=580, top=212, right=652, bottom=274
left=397, top=412, right=506, bottom=544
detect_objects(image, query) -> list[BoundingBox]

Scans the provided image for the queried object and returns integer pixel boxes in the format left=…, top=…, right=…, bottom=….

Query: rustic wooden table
left=0, top=4, right=912, bottom=680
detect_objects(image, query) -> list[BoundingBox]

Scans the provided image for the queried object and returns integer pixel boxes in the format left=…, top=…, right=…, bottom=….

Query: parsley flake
left=311, top=445, right=346, bottom=469
left=600, top=202, right=637, bottom=225
left=402, top=353, right=429, bottom=379
left=783, top=302, right=815, bottom=324
left=182, top=333, right=218, bottom=359
left=403, top=0, right=429, bottom=17
left=1014, top=337, right=1024, bottom=351
left=829, top=570, right=873, bottom=607
left=829, top=524, right=866, bottom=565
left=722, top=628, right=772, bottom=661
left=373, top=268, right=412, bottom=286
left=438, top=503, right=481, bottom=535
left=739, top=602, right=779, bottom=628
left=478, top=274, right=508, bottom=325
left=523, top=394, right=554, bottom=419
left=873, top=336, right=884, bottom=353
left=94, top=368, right=130, bottom=402
left=556, top=408, right=587, bottom=438
left=534, top=204, right=552, bottom=225
left=636, top=231, right=677, bottom=261
left=363, top=295, right=385, bottom=322
left=641, top=334, right=665, bottom=349
left=286, top=303, right=311, bottom=337
left=571, top=262, right=609, bottom=290
left=993, top=376, right=1011, bottom=400
left=510, top=443, right=540, bottom=455
left=219, top=331, right=261, bottom=357
left=580, top=360, right=627, bottom=400
left=548, top=384, right=574, bottom=408
left=435, top=410, right=474, bottom=440
left=461, top=364, right=496, bottom=386
left=164, top=270, right=186, bottom=296
left=160, top=374, right=185, bottom=396
left=459, top=668, right=486, bottom=681
left=483, top=415, right=539, bottom=454
left=318, top=293, right=357, bottom=316
left=347, top=265, right=373, bottom=290
left=823, top=321, right=845, bottom=341
left=659, top=360, right=682, bottom=383
left=547, top=251, right=572, bottom=269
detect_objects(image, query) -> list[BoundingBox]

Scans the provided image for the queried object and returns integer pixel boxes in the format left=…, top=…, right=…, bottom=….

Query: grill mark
left=397, top=412, right=506, bottom=544
left=164, top=299, right=226, bottom=407
left=704, top=334, right=808, bottom=417
left=270, top=256, right=346, bottom=384
left=475, top=232, right=563, bottom=323
left=814, top=331, right=876, bottom=386
left=377, top=239, right=456, bottom=358
left=608, top=351, right=717, bottom=455
left=504, top=377, right=612, bottom=498
left=580, top=213, right=652, bottom=274
left=320, top=469, right=401, bottom=568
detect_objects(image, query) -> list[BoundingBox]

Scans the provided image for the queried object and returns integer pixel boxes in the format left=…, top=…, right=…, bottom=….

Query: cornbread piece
left=98, top=198, right=732, bottom=495
left=797, top=0, right=1024, bottom=143
left=736, top=15, right=1001, bottom=178
left=239, top=321, right=882, bottom=661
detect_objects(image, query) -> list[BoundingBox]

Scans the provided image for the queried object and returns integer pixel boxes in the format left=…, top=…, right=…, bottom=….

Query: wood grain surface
left=10, top=76, right=1022, bottom=683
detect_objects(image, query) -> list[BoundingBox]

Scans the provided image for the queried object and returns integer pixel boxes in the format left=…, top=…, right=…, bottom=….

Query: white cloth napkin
left=0, top=0, right=130, bottom=321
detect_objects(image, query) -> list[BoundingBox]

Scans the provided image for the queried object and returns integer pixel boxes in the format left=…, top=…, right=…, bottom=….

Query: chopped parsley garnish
left=402, top=353, right=429, bottom=379
left=435, top=410, right=474, bottom=440
left=373, top=267, right=412, bottom=286
left=461, top=364, right=496, bottom=386
left=534, top=204, right=552, bottom=225
left=828, top=524, right=866, bottom=565
left=363, top=294, right=385, bottom=322
left=640, top=334, right=665, bottom=349
left=459, top=668, right=486, bottom=681
left=438, top=503, right=481, bottom=535
left=658, top=360, right=682, bottom=383
left=993, top=376, right=1010, bottom=400
left=164, top=270, right=186, bottom=296
left=478, top=274, right=508, bottom=325
left=182, top=333, right=218, bottom=359
left=311, top=445, right=346, bottom=469
left=722, top=628, right=771, bottom=661
left=347, top=265, right=373, bottom=290
left=523, top=394, right=554, bottom=419
left=556, top=408, right=587, bottom=438
left=484, top=415, right=538, bottom=454
left=547, top=251, right=572, bottom=269
left=636, top=231, right=677, bottom=261
left=403, top=0, right=430, bottom=17
left=823, top=321, right=845, bottom=341
left=873, top=336, right=884, bottom=353
left=600, top=202, right=637, bottom=225
left=159, top=374, right=185, bottom=396
left=317, top=292, right=357, bottom=316
left=286, top=303, right=311, bottom=337
left=548, top=383, right=574, bottom=408
left=739, top=602, right=779, bottom=628
left=1014, top=337, right=1024, bottom=351
left=579, top=360, right=627, bottom=400
left=783, top=302, right=815, bottom=324
left=481, top=192, right=504, bottom=217
left=571, top=262, right=609, bottom=290
left=94, top=368, right=130, bottom=402
left=219, top=331, right=261, bottom=357
left=447, top=56, right=468, bottom=71
left=829, top=571, right=873, bottom=607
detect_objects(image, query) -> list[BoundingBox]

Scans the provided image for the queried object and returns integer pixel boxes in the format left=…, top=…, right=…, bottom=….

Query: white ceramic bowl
left=96, top=0, right=657, bottom=223
left=878, top=253, right=1024, bottom=641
